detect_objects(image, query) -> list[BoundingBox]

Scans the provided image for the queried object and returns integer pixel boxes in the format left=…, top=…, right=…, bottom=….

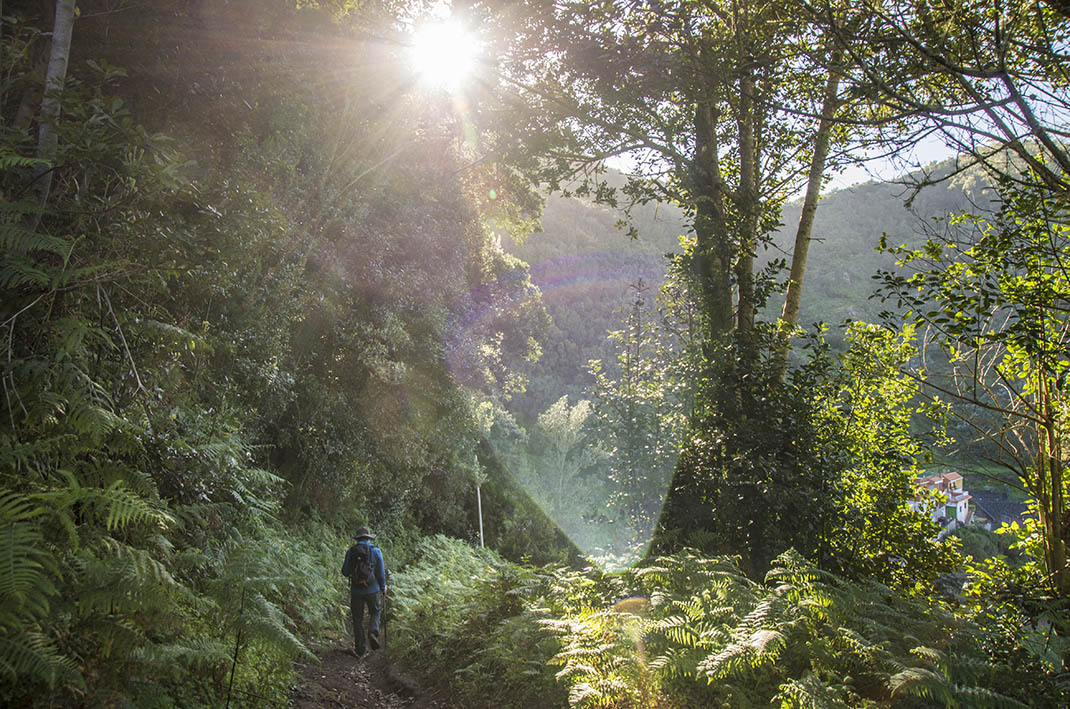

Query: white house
left=910, top=471, right=971, bottom=533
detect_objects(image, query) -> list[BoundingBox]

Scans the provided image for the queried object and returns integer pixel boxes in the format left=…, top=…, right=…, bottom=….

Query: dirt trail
left=291, top=638, right=446, bottom=709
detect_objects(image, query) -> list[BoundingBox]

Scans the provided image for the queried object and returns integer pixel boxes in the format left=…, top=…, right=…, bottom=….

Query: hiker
left=341, top=526, right=387, bottom=657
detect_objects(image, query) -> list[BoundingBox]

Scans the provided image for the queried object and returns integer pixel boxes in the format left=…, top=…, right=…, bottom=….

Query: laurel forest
left=1, top=1, right=1067, bottom=707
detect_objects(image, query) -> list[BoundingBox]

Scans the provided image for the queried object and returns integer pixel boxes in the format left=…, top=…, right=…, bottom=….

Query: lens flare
left=410, top=19, right=479, bottom=93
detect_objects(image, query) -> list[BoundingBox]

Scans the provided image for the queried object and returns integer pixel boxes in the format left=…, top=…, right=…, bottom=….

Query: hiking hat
left=353, top=526, right=375, bottom=540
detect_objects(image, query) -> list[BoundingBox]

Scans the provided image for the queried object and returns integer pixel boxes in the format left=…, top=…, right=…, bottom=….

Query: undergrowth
left=0, top=481, right=350, bottom=706
left=391, top=537, right=1067, bottom=708
left=390, top=535, right=567, bottom=708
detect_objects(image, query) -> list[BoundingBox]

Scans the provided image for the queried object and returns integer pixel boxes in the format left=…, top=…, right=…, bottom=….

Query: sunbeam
left=409, top=18, right=480, bottom=93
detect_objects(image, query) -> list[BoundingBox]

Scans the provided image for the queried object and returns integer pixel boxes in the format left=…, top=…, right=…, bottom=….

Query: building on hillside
left=909, top=471, right=971, bottom=536
left=971, top=490, right=1028, bottom=531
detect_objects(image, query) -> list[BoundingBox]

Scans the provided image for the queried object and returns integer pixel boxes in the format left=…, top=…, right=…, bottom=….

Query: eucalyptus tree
left=30, top=0, right=76, bottom=217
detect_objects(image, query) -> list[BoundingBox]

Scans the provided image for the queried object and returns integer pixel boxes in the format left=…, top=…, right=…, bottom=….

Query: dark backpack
left=349, top=544, right=376, bottom=589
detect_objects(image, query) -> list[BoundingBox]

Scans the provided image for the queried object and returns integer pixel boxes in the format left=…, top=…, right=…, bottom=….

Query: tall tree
left=775, top=60, right=845, bottom=374
left=479, top=0, right=849, bottom=358
left=535, top=395, right=603, bottom=514
left=589, top=280, right=691, bottom=540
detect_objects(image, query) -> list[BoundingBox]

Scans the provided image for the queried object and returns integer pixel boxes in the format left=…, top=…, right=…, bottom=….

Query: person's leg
left=367, top=593, right=382, bottom=650
left=351, top=592, right=367, bottom=655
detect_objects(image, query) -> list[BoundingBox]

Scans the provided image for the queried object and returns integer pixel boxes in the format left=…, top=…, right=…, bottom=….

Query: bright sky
left=827, top=134, right=956, bottom=191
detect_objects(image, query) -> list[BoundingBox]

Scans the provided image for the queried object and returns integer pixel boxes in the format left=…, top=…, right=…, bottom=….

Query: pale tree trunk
left=735, top=67, right=759, bottom=335
left=775, top=69, right=842, bottom=378
left=31, top=0, right=77, bottom=214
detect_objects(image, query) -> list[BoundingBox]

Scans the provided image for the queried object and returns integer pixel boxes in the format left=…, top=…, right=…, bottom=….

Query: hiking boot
left=353, top=648, right=364, bottom=658
left=369, top=632, right=380, bottom=651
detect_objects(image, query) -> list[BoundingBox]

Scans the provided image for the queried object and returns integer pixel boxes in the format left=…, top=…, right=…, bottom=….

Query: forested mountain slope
left=506, top=162, right=989, bottom=420
left=504, top=191, right=683, bottom=418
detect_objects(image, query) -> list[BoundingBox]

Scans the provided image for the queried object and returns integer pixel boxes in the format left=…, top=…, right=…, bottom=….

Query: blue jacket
left=341, top=540, right=386, bottom=595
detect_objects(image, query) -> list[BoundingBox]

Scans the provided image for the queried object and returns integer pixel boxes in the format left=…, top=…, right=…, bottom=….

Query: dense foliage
left=0, top=1, right=567, bottom=703
left=878, top=176, right=1070, bottom=594
left=654, top=323, right=958, bottom=584
left=392, top=536, right=1068, bottom=707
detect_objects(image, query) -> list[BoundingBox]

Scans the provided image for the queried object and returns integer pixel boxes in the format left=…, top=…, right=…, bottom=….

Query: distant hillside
left=504, top=191, right=684, bottom=418
left=776, top=163, right=993, bottom=330
left=505, top=161, right=992, bottom=420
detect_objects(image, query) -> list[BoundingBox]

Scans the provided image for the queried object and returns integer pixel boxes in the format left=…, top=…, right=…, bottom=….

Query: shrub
left=390, top=535, right=565, bottom=708
left=389, top=538, right=1063, bottom=707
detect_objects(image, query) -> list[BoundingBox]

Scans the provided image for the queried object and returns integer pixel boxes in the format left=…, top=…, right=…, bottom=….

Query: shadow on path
left=291, top=641, right=444, bottom=709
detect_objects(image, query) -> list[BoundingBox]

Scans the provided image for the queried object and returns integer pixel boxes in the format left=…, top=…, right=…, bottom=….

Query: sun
left=409, top=19, right=479, bottom=93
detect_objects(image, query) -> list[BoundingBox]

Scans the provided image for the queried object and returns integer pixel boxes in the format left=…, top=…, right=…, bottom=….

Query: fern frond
left=98, top=536, right=176, bottom=588
left=740, top=597, right=778, bottom=632
left=775, top=672, right=849, bottom=708
left=748, top=628, right=786, bottom=658
left=0, top=491, right=57, bottom=613
left=699, top=641, right=752, bottom=679
left=96, top=480, right=172, bottom=531
left=133, top=636, right=232, bottom=670
left=0, top=632, right=82, bottom=690
left=0, top=223, right=70, bottom=256
left=950, top=683, right=1029, bottom=709
left=0, top=260, right=50, bottom=289
left=234, top=590, right=311, bottom=660
left=910, top=644, right=946, bottom=669
left=36, top=477, right=171, bottom=533
left=0, top=149, right=46, bottom=170
left=888, top=666, right=955, bottom=704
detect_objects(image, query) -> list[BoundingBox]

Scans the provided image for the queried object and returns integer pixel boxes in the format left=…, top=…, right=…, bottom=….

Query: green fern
left=533, top=550, right=1050, bottom=707
left=0, top=150, right=47, bottom=171
left=0, top=260, right=51, bottom=289
left=0, top=632, right=82, bottom=690
left=775, top=673, right=849, bottom=708
left=34, top=472, right=172, bottom=536
left=0, top=222, right=70, bottom=257
left=0, top=491, right=56, bottom=612
left=950, top=683, right=1029, bottom=709
left=888, top=666, right=957, bottom=704
left=0, top=490, right=80, bottom=694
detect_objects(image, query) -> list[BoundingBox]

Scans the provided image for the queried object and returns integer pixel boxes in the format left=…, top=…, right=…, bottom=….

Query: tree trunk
left=735, top=68, right=759, bottom=335
left=1040, top=372, right=1069, bottom=594
left=693, top=102, right=734, bottom=342
left=31, top=0, right=77, bottom=213
left=775, top=70, right=842, bottom=377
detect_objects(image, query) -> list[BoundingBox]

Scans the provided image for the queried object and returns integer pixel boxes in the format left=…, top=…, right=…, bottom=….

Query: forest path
left=291, top=635, right=446, bottom=709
